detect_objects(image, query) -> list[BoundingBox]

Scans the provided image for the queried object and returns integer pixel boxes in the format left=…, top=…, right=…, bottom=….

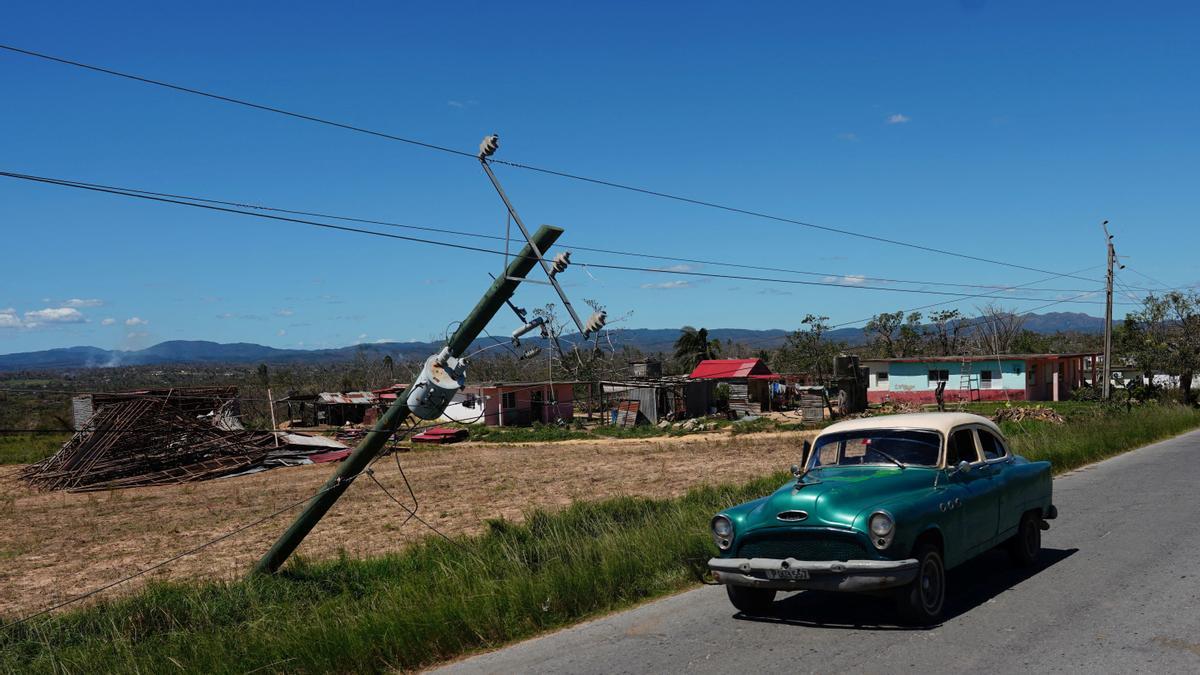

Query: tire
left=895, top=543, right=945, bottom=625
left=1007, top=511, right=1042, bottom=567
left=725, top=584, right=776, bottom=614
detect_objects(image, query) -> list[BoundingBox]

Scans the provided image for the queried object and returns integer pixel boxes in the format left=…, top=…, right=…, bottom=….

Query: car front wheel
left=1007, top=510, right=1042, bottom=567
left=896, top=543, right=945, bottom=625
left=725, top=584, right=776, bottom=614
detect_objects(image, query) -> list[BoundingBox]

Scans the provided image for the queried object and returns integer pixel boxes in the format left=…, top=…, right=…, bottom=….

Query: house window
left=981, top=370, right=994, bottom=389
left=501, top=391, right=517, bottom=409
left=877, top=371, right=889, bottom=389
left=928, top=369, right=949, bottom=386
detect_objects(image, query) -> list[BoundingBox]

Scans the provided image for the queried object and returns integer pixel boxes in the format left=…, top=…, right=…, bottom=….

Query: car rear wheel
left=896, top=543, right=945, bottom=625
left=725, top=585, right=776, bottom=614
left=1007, top=511, right=1042, bottom=567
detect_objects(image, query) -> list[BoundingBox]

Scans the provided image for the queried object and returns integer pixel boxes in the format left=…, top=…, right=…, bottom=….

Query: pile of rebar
left=21, top=388, right=278, bottom=492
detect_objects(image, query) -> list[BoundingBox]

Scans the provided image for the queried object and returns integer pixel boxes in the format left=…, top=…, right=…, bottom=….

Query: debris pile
left=20, top=388, right=348, bottom=492
left=862, top=399, right=922, bottom=416
left=992, top=406, right=1066, bottom=425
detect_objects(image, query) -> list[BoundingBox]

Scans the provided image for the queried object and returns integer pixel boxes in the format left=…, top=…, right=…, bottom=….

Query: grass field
left=3, top=403, right=1199, bottom=673
left=0, top=433, right=69, bottom=465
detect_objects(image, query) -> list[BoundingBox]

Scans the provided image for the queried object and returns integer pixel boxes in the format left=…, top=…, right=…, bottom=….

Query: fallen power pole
left=254, top=135, right=605, bottom=575
left=253, top=224, right=561, bottom=574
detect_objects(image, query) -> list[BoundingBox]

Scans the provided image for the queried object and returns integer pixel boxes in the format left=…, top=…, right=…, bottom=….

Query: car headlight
left=711, top=515, right=734, bottom=551
left=869, top=511, right=895, bottom=549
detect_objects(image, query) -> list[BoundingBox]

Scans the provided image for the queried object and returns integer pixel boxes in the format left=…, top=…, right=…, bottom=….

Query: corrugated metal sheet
left=688, top=359, right=773, bottom=380
left=317, top=391, right=377, bottom=405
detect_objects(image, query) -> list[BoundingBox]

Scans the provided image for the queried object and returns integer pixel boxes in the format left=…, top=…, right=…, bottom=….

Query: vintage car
left=708, top=412, right=1056, bottom=623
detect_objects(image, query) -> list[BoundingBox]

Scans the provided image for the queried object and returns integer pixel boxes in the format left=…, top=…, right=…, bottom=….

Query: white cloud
left=641, top=280, right=693, bottom=290
left=25, top=307, right=85, bottom=324
left=822, top=274, right=868, bottom=285
left=64, top=298, right=104, bottom=308
left=0, top=308, right=23, bottom=328
left=653, top=264, right=699, bottom=273
left=275, top=308, right=294, bottom=317
left=886, top=113, right=911, bottom=125
left=447, top=100, right=465, bottom=108
left=125, top=316, right=148, bottom=326
left=101, top=318, right=117, bottom=326
left=357, top=333, right=368, bottom=341
left=374, top=338, right=395, bottom=344
left=277, top=329, right=286, bottom=336
left=126, top=331, right=148, bottom=339
left=837, top=132, right=860, bottom=142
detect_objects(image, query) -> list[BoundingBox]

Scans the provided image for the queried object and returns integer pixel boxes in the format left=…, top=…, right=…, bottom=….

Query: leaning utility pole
left=254, top=135, right=605, bottom=575
left=253, top=224, right=562, bottom=574
left=1102, top=221, right=1115, bottom=400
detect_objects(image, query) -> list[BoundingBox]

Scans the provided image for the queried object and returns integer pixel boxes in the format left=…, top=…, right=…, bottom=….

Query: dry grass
left=0, top=429, right=813, bottom=618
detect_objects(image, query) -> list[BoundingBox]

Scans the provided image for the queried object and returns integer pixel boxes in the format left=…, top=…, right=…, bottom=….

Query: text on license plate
left=765, top=568, right=810, bottom=580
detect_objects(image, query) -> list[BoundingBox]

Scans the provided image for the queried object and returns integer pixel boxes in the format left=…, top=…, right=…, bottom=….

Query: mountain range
left=0, top=312, right=1111, bottom=371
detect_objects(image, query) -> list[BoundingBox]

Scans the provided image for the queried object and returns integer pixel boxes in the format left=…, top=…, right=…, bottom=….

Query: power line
left=0, top=170, right=1103, bottom=294
left=0, top=43, right=1105, bottom=283
left=2, top=170, right=1133, bottom=305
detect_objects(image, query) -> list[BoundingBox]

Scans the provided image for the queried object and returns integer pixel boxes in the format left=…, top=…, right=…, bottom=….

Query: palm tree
left=674, top=326, right=722, bottom=371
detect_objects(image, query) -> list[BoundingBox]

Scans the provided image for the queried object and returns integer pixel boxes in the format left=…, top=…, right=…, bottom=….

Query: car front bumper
left=708, top=556, right=919, bottom=592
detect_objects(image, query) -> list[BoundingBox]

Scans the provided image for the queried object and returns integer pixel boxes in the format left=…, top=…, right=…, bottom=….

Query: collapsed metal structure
left=21, top=387, right=341, bottom=492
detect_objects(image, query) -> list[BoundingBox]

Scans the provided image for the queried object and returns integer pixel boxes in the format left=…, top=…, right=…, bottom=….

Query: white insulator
left=549, top=251, right=571, bottom=276
left=520, top=345, right=543, bottom=360
left=479, top=134, right=499, bottom=159
left=511, top=317, right=546, bottom=345
left=583, top=310, right=607, bottom=337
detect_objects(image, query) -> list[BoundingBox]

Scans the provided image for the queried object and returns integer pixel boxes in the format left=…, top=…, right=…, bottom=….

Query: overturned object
left=21, top=388, right=347, bottom=492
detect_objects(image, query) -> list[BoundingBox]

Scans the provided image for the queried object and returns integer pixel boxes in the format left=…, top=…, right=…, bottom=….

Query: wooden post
left=267, top=388, right=279, bottom=447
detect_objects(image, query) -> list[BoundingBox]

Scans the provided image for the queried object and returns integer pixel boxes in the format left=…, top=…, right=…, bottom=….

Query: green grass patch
left=464, top=423, right=590, bottom=443
left=4, top=404, right=1199, bottom=673
left=0, top=474, right=787, bottom=674
left=1002, top=402, right=1200, bottom=473
left=0, top=433, right=68, bottom=465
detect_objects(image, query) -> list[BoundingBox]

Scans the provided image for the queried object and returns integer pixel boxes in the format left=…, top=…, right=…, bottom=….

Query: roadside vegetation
left=5, top=401, right=1199, bottom=673
left=0, top=433, right=69, bottom=465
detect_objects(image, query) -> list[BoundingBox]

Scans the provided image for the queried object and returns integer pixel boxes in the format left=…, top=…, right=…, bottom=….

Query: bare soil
left=0, top=429, right=813, bottom=618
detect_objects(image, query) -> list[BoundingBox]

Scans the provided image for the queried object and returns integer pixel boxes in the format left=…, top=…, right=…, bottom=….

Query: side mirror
left=949, top=460, right=972, bottom=476
left=790, top=464, right=803, bottom=478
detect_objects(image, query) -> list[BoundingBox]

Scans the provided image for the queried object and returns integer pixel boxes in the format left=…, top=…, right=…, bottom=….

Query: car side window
left=946, top=428, right=980, bottom=466
left=978, top=429, right=1008, bottom=461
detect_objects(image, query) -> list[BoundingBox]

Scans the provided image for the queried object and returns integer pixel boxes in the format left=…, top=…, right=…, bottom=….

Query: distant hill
left=0, top=312, right=1113, bottom=372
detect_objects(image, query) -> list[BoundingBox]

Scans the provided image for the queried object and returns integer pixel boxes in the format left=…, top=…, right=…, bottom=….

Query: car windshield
left=810, top=429, right=942, bottom=468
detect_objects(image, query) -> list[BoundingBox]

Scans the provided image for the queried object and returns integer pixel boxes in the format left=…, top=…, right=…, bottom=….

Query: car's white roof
left=818, top=412, right=1002, bottom=438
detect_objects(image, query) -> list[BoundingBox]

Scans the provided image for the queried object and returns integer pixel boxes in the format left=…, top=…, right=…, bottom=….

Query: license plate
left=765, top=568, right=810, bottom=580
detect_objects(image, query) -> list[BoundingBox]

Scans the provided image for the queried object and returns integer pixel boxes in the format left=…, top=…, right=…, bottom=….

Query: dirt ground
left=0, top=429, right=813, bottom=618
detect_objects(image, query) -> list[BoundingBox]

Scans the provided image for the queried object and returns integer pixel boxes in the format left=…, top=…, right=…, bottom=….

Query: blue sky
left=2, top=1, right=1197, bottom=354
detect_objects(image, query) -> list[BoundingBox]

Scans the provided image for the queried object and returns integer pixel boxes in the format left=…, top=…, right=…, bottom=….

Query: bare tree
left=973, top=303, right=1026, bottom=355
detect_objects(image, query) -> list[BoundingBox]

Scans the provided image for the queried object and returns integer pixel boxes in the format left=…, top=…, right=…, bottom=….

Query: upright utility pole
left=1102, top=221, right=1115, bottom=400
left=253, top=224, right=564, bottom=575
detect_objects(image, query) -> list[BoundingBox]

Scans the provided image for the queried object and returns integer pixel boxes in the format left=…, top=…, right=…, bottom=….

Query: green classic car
left=708, top=412, right=1056, bottom=624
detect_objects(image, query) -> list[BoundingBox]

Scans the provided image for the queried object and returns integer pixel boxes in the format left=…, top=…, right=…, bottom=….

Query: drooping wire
left=1, top=170, right=1130, bottom=304
left=0, top=43, right=1108, bottom=282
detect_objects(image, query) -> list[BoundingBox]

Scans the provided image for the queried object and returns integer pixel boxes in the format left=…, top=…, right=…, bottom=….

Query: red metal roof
left=688, top=359, right=773, bottom=380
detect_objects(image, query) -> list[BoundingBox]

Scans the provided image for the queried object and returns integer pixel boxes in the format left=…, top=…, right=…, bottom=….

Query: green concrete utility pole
left=253, top=224, right=563, bottom=575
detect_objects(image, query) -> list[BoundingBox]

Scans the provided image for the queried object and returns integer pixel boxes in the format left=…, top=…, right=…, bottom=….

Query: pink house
left=462, top=381, right=577, bottom=426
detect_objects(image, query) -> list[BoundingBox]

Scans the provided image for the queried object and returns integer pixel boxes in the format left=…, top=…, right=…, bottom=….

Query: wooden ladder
left=958, top=356, right=980, bottom=402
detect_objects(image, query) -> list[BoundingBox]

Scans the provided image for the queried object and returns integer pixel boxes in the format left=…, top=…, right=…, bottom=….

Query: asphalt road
left=437, top=429, right=1200, bottom=674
